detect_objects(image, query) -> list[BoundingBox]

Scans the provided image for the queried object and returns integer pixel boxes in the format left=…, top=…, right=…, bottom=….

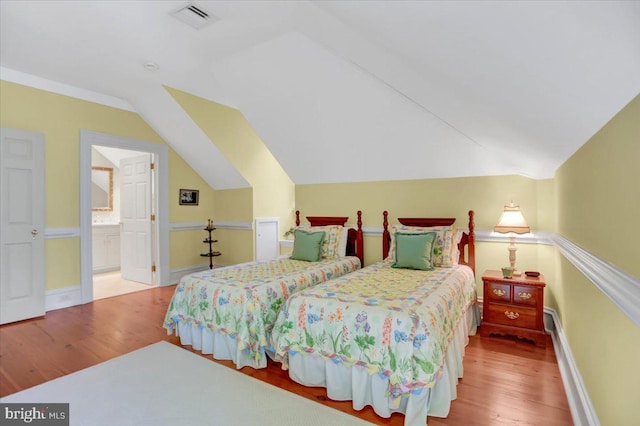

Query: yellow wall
left=213, top=188, right=254, bottom=266
left=166, top=87, right=296, bottom=238
left=168, top=150, right=216, bottom=225
left=555, top=94, right=640, bottom=425
left=296, top=175, right=553, bottom=231
left=557, top=95, right=640, bottom=278
left=1, top=81, right=216, bottom=289
left=296, top=175, right=557, bottom=299
left=169, top=150, right=217, bottom=270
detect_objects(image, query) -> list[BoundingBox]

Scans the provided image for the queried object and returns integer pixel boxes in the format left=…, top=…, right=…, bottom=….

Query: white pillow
left=453, top=229, right=464, bottom=264
left=338, top=226, right=352, bottom=257
left=296, top=225, right=344, bottom=259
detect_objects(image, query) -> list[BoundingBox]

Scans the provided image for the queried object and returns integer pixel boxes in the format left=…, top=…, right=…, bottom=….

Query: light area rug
left=1, top=341, right=373, bottom=426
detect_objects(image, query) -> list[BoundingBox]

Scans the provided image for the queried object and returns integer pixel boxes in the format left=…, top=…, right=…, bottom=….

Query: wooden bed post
left=382, top=211, right=390, bottom=260
left=356, top=211, right=364, bottom=266
left=381, top=210, right=475, bottom=273
left=295, top=210, right=363, bottom=264
left=467, top=210, right=475, bottom=275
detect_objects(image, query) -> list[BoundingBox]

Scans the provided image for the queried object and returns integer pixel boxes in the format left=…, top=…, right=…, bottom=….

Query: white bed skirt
left=286, top=304, right=480, bottom=426
left=172, top=322, right=269, bottom=369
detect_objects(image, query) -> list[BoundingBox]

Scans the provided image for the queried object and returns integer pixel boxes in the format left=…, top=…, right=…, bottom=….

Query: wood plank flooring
left=0, top=285, right=573, bottom=425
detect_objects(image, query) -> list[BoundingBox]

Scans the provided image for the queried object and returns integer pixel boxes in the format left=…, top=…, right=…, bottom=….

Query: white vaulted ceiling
left=1, top=1, right=639, bottom=188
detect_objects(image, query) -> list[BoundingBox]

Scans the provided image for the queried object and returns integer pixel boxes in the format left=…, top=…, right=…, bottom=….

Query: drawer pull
left=504, top=311, right=520, bottom=320
left=492, top=289, right=506, bottom=297
left=518, top=292, right=532, bottom=300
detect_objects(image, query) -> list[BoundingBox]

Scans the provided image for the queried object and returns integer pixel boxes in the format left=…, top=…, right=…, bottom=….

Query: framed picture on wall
left=179, top=189, right=199, bottom=206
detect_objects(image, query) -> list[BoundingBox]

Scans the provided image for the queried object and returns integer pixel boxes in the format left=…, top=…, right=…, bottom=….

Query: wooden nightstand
left=480, top=270, right=547, bottom=347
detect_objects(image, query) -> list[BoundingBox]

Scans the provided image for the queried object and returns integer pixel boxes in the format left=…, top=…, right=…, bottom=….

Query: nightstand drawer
left=514, top=285, right=538, bottom=307
left=485, top=282, right=511, bottom=303
left=485, top=304, right=537, bottom=329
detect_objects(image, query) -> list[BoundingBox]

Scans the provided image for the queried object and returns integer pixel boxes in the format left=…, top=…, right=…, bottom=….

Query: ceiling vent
left=171, top=2, right=218, bottom=30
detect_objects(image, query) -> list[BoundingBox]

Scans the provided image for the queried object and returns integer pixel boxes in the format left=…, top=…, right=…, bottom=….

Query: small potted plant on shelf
left=283, top=227, right=296, bottom=239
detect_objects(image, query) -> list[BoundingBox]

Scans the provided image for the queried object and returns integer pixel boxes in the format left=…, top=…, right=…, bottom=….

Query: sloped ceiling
left=93, top=146, right=147, bottom=169
left=1, top=1, right=639, bottom=188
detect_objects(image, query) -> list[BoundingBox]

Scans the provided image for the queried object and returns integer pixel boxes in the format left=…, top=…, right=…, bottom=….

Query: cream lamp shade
left=494, top=202, right=530, bottom=234
left=494, top=201, right=530, bottom=275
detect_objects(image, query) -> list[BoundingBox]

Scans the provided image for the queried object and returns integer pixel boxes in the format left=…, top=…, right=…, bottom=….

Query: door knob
left=32, top=229, right=39, bottom=239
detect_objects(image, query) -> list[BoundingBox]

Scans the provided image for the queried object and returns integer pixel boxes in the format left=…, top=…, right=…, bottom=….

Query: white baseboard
left=46, top=285, right=82, bottom=312
left=169, top=264, right=211, bottom=284
left=92, top=266, right=120, bottom=274
left=545, top=307, right=600, bottom=426
left=45, top=265, right=210, bottom=311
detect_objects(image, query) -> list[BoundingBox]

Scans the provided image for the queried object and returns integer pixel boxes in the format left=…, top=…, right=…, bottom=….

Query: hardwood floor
left=0, top=285, right=573, bottom=425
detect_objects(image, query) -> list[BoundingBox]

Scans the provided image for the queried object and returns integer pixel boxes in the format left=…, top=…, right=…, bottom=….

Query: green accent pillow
left=392, top=232, right=437, bottom=270
left=291, top=229, right=325, bottom=262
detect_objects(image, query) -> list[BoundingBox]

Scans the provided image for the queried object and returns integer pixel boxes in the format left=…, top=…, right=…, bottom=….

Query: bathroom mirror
left=92, top=166, right=113, bottom=211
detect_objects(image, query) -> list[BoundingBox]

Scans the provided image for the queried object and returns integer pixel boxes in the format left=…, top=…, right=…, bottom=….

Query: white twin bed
left=164, top=212, right=364, bottom=368
left=164, top=210, right=478, bottom=425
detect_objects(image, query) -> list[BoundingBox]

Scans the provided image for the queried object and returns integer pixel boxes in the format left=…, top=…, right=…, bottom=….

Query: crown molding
left=1, top=67, right=135, bottom=112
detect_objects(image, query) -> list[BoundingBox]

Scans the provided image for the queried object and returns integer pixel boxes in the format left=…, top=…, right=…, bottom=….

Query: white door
left=255, top=218, right=279, bottom=261
left=0, top=128, right=45, bottom=324
left=120, top=153, right=152, bottom=284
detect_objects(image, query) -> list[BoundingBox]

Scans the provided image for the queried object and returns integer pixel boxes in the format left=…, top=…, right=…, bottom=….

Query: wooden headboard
left=382, top=210, right=476, bottom=274
left=295, top=210, right=364, bottom=266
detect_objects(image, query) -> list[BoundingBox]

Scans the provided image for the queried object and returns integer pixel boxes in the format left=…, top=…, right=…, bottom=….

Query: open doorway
left=80, top=130, right=170, bottom=304
left=91, top=146, right=154, bottom=299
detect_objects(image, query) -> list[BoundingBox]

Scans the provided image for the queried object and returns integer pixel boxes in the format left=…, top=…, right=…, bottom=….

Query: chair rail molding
left=45, top=228, right=80, bottom=239
left=551, top=234, right=640, bottom=327
left=474, top=229, right=553, bottom=245
left=216, top=221, right=253, bottom=230
left=170, top=221, right=252, bottom=231
left=351, top=227, right=639, bottom=326
left=170, top=222, right=208, bottom=231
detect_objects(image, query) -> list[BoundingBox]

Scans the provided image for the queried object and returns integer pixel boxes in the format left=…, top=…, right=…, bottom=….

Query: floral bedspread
left=163, top=257, right=360, bottom=366
left=271, top=262, right=476, bottom=403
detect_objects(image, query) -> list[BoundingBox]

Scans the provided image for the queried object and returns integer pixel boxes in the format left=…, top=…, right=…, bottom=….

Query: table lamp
left=494, top=201, right=530, bottom=276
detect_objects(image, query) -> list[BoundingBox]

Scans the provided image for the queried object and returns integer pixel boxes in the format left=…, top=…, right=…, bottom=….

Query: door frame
left=80, top=130, right=170, bottom=304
